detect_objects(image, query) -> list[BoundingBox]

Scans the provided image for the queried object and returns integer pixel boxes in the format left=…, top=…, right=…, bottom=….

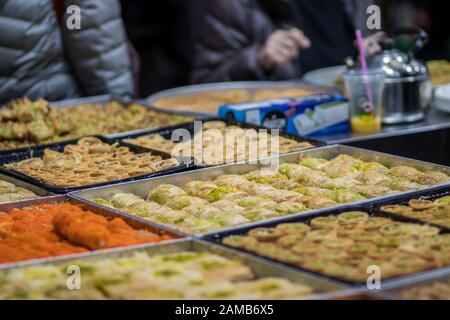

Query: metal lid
left=367, top=38, right=428, bottom=79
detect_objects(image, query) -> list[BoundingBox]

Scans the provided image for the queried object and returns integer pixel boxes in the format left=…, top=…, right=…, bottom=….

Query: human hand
left=259, top=28, right=311, bottom=72
left=361, top=32, right=386, bottom=55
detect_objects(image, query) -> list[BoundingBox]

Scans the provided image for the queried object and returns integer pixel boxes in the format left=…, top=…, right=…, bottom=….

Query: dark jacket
left=191, top=0, right=373, bottom=83
left=0, top=0, right=133, bottom=104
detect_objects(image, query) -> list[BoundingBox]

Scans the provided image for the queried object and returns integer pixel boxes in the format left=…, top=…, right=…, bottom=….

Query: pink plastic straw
left=355, top=29, right=375, bottom=113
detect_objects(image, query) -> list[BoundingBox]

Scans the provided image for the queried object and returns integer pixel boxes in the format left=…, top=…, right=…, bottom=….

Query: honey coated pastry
left=381, top=195, right=450, bottom=228
left=400, top=280, right=450, bottom=300
left=222, top=211, right=450, bottom=282
left=5, top=137, right=180, bottom=188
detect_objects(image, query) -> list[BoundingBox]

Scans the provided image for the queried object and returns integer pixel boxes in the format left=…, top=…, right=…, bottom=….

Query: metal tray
left=203, top=203, right=450, bottom=287
left=0, top=172, right=52, bottom=204
left=71, top=145, right=450, bottom=237
left=375, top=186, right=450, bottom=232
left=146, top=81, right=339, bottom=117
left=0, top=95, right=196, bottom=156
left=302, top=65, right=346, bottom=90
left=0, top=195, right=185, bottom=270
left=118, top=117, right=327, bottom=166
left=378, top=269, right=450, bottom=300
left=321, top=290, right=383, bottom=300
left=0, top=135, right=191, bottom=194
left=0, top=238, right=351, bottom=299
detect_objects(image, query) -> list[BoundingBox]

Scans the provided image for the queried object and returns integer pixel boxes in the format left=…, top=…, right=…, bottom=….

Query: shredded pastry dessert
left=125, top=121, right=315, bottom=165
left=400, top=280, right=450, bottom=300
left=5, top=137, right=180, bottom=188
left=381, top=195, right=450, bottom=228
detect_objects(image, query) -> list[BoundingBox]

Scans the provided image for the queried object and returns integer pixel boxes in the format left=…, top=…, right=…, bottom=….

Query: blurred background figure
left=0, top=0, right=134, bottom=104
left=383, top=0, right=450, bottom=61
left=117, top=0, right=450, bottom=96
left=189, top=0, right=378, bottom=83
left=120, top=0, right=205, bottom=95
left=1, top=0, right=448, bottom=102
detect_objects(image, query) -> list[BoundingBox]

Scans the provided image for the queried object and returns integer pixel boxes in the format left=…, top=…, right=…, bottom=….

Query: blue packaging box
left=218, top=94, right=350, bottom=137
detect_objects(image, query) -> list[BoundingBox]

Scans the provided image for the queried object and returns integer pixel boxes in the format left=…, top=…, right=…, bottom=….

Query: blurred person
left=120, top=0, right=205, bottom=96
left=191, top=0, right=382, bottom=83
left=383, top=0, right=450, bottom=60
left=0, top=0, right=134, bottom=104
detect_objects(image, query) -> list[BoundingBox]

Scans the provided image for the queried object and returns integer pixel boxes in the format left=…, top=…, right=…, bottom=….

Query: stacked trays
left=63, top=145, right=450, bottom=298
left=72, top=145, right=450, bottom=236
left=0, top=95, right=449, bottom=300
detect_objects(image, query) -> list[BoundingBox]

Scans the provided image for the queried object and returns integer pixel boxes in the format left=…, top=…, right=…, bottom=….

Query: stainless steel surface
left=0, top=172, right=52, bottom=203
left=146, top=81, right=337, bottom=117
left=71, top=145, right=450, bottom=237
left=367, top=35, right=432, bottom=124
left=0, top=195, right=184, bottom=269
left=382, top=76, right=432, bottom=124
left=377, top=268, right=450, bottom=300
left=0, top=238, right=349, bottom=299
left=319, top=109, right=450, bottom=144
left=367, top=44, right=428, bottom=79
